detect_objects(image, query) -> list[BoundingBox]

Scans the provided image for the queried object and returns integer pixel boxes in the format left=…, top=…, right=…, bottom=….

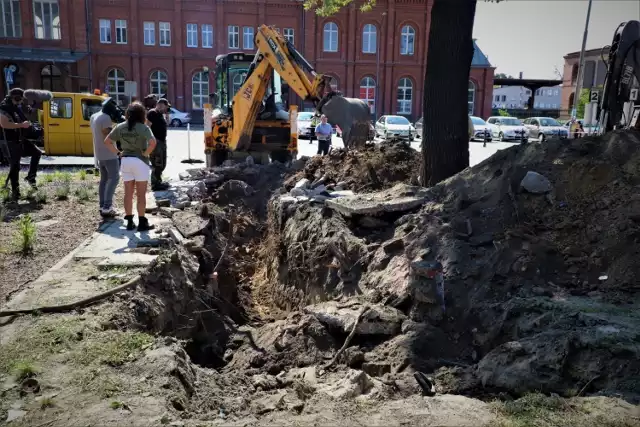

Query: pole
left=85, top=0, right=93, bottom=89
left=570, top=0, right=593, bottom=119
left=375, top=37, right=380, bottom=118
left=187, top=123, right=191, bottom=159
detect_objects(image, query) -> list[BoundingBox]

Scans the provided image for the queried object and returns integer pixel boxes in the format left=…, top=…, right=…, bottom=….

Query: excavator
left=204, top=25, right=371, bottom=166
left=598, top=20, right=640, bottom=132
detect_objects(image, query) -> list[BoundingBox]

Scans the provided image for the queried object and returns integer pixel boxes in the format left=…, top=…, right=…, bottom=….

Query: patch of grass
left=75, top=185, right=92, bottom=202
left=13, top=361, right=39, bottom=381
left=160, top=415, right=171, bottom=424
left=14, top=214, right=36, bottom=254
left=55, top=183, right=70, bottom=200
left=0, top=202, right=6, bottom=222
left=40, top=396, right=55, bottom=409
left=72, top=330, right=153, bottom=367
left=42, top=173, right=55, bottom=183
left=34, top=189, right=48, bottom=204
left=78, top=169, right=87, bottom=181
left=110, top=400, right=125, bottom=410
left=1, top=187, right=11, bottom=204
left=72, top=367, right=124, bottom=398
left=492, top=393, right=639, bottom=427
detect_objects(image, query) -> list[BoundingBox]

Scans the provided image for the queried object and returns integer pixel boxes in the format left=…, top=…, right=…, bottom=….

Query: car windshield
left=499, top=118, right=521, bottom=126
left=298, top=112, right=313, bottom=120
left=471, top=117, right=486, bottom=125
left=540, top=118, right=560, bottom=126
left=387, top=116, right=410, bottom=125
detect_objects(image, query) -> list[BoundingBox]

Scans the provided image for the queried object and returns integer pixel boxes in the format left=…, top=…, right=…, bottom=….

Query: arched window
left=323, top=22, right=338, bottom=52
left=327, top=75, right=339, bottom=92
left=468, top=80, right=476, bottom=115
left=192, top=71, right=209, bottom=109
left=106, top=68, right=126, bottom=106
left=359, top=77, right=376, bottom=114
left=41, top=65, right=63, bottom=92
left=149, top=70, right=168, bottom=99
left=232, top=73, right=245, bottom=95
left=571, top=64, right=579, bottom=84
left=568, top=92, right=575, bottom=111
left=400, top=25, right=415, bottom=56
left=362, top=24, right=376, bottom=54
left=397, top=78, right=413, bottom=114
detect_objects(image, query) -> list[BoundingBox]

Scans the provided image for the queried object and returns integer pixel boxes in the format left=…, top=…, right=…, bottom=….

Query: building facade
left=493, top=85, right=560, bottom=110
left=560, top=48, right=608, bottom=116
left=1, top=0, right=494, bottom=121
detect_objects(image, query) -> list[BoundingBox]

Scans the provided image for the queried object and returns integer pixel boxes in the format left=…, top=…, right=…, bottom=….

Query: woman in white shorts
left=103, top=102, right=157, bottom=231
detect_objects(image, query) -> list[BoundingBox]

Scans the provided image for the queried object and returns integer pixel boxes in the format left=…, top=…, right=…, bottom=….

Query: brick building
left=1, top=0, right=494, bottom=121
left=560, top=48, right=608, bottom=117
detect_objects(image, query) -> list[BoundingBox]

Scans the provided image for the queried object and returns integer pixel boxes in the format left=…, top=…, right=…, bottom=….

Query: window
left=192, top=71, right=209, bottom=109
left=362, top=24, right=376, bottom=54
left=323, top=22, right=338, bottom=52
left=359, top=77, right=376, bottom=114
left=1, top=0, right=22, bottom=38
left=228, top=25, right=239, bottom=49
left=82, top=99, right=103, bottom=120
left=202, top=24, right=213, bottom=48
left=99, top=19, right=111, bottom=43
left=243, top=26, right=254, bottom=50
left=34, top=0, right=61, bottom=40
left=115, top=19, right=127, bottom=44
left=501, top=95, right=506, bottom=102
left=49, top=97, right=72, bottom=119
left=468, top=80, right=475, bottom=115
left=41, top=64, right=62, bottom=91
left=159, top=22, right=170, bottom=46
left=534, top=103, right=539, bottom=108
left=232, top=73, right=244, bottom=95
left=400, top=25, right=415, bottom=55
left=143, top=21, right=155, bottom=45
left=283, top=28, right=294, bottom=44
left=150, top=70, right=168, bottom=98
left=554, top=89, right=559, bottom=96
left=106, top=68, right=126, bottom=106
left=397, top=78, right=413, bottom=114
left=526, top=90, right=531, bottom=95
left=553, top=103, right=558, bottom=108
left=186, top=23, right=197, bottom=47
left=328, top=75, right=338, bottom=92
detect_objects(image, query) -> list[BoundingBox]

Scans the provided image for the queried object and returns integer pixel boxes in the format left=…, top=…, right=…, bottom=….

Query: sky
left=473, top=0, right=640, bottom=79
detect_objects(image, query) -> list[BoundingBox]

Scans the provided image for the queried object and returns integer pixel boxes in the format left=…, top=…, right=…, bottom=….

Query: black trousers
left=8, top=139, right=41, bottom=193
left=150, top=139, right=167, bottom=186
left=317, top=140, right=330, bottom=156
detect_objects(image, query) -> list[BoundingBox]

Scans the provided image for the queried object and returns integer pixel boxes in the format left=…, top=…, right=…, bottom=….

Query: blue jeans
left=98, top=158, right=120, bottom=209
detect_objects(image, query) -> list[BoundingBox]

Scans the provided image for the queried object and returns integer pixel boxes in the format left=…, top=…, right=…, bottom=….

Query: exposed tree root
left=323, top=306, right=370, bottom=370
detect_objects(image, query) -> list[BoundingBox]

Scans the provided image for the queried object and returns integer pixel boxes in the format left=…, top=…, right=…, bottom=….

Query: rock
left=184, top=235, right=205, bottom=253
left=383, top=237, right=405, bottom=254
left=520, top=171, right=552, bottom=194
left=319, top=370, right=375, bottom=399
left=330, top=190, right=355, bottom=198
left=359, top=216, right=390, bottom=229
left=222, top=160, right=235, bottom=167
left=291, top=159, right=306, bottom=171
left=361, top=362, right=392, bottom=377
left=281, top=366, right=318, bottom=386
left=304, top=302, right=405, bottom=336
left=35, top=219, right=59, bottom=228
left=215, top=180, right=255, bottom=203
left=294, top=178, right=310, bottom=190
left=311, top=184, right=327, bottom=195
left=335, top=181, right=348, bottom=190
left=175, top=200, right=191, bottom=210
left=159, top=207, right=180, bottom=218
left=310, top=195, right=329, bottom=203
left=178, top=171, right=190, bottom=180
left=186, top=180, right=207, bottom=200
left=168, top=228, right=185, bottom=245
left=290, top=188, right=307, bottom=197
left=5, top=410, right=27, bottom=423
left=246, top=155, right=255, bottom=165
left=156, top=199, right=171, bottom=208
left=469, top=233, right=494, bottom=247
left=253, top=391, right=287, bottom=414
left=172, top=211, right=210, bottom=238
left=342, top=347, right=365, bottom=368
left=204, top=174, right=224, bottom=187
left=253, top=374, right=279, bottom=391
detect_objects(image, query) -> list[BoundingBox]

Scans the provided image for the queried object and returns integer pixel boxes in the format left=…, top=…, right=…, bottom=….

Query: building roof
left=564, top=46, right=609, bottom=60
left=0, top=47, right=88, bottom=63
left=472, top=39, right=491, bottom=67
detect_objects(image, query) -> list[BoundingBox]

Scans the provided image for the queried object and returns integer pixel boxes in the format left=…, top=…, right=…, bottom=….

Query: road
left=163, top=128, right=520, bottom=181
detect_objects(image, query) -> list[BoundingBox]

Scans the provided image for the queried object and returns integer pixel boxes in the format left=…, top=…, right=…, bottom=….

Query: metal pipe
left=85, top=0, right=93, bottom=89
left=570, top=0, right=593, bottom=119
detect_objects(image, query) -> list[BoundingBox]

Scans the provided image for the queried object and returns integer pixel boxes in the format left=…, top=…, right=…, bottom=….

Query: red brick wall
left=1, top=0, right=493, bottom=121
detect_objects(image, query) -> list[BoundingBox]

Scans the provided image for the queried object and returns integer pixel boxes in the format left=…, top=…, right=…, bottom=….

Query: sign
left=631, top=88, right=639, bottom=102
left=590, top=90, right=599, bottom=103
left=124, top=81, right=137, bottom=97
left=242, top=83, right=254, bottom=101
left=4, top=67, right=13, bottom=85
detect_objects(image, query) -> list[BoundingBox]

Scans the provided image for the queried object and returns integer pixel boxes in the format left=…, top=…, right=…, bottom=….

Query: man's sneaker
left=100, top=207, right=118, bottom=218
left=24, top=177, right=37, bottom=190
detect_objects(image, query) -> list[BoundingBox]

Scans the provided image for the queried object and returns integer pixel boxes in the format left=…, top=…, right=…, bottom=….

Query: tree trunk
left=420, top=0, right=477, bottom=186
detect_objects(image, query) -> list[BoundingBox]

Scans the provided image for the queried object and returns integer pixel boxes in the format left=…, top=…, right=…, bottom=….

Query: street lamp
left=375, top=12, right=387, bottom=119
left=571, top=0, right=593, bottom=119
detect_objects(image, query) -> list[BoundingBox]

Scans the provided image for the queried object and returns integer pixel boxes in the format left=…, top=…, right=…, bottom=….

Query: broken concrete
left=325, top=184, right=430, bottom=217
left=305, top=302, right=405, bottom=336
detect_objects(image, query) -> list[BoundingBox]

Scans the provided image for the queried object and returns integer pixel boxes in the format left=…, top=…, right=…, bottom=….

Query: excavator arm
left=598, top=20, right=640, bottom=132
left=230, top=25, right=372, bottom=151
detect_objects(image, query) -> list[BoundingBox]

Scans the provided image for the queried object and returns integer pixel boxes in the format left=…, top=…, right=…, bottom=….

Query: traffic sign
left=4, top=67, right=14, bottom=85
left=631, top=88, right=639, bottom=101
left=590, top=90, right=599, bottom=103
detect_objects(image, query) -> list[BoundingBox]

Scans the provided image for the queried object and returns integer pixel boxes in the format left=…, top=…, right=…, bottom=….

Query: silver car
left=375, top=115, right=412, bottom=141
left=524, top=117, right=568, bottom=142
left=168, top=108, right=192, bottom=127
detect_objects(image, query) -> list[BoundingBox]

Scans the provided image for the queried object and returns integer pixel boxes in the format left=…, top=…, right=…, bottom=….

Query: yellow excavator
left=204, top=25, right=372, bottom=166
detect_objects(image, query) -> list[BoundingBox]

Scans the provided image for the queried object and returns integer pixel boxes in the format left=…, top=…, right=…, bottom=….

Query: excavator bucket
left=318, top=94, right=372, bottom=150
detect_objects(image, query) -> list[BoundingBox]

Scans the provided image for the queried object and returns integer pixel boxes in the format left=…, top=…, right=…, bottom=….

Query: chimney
left=519, top=71, right=523, bottom=79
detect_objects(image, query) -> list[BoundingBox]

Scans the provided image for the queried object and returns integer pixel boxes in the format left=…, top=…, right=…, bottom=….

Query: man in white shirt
left=314, top=115, right=333, bottom=156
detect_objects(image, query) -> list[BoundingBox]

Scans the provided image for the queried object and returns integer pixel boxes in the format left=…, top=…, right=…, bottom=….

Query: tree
left=495, top=73, right=515, bottom=79
left=305, top=0, right=480, bottom=186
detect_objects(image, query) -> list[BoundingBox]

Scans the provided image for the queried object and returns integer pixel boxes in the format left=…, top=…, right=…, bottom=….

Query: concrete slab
left=325, top=184, right=430, bottom=217
left=145, top=191, right=158, bottom=213
left=74, top=215, right=171, bottom=266
left=21, top=155, right=95, bottom=167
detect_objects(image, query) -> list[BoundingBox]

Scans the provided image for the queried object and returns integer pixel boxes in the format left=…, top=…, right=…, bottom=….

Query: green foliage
left=15, top=214, right=36, bottom=254
left=576, top=88, right=590, bottom=119
left=303, top=0, right=376, bottom=16
left=0, top=202, right=6, bottom=222
left=34, top=189, right=48, bottom=204
left=75, top=186, right=91, bottom=202
left=78, top=169, right=87, bottom=181
left=13, top=361, right=39, bottom=381
left=495, top=73, right=515, bottom=79
left=498, top=109, right=511, bottom=117
left=55, top=183, right=70, bottom=200
left=40, top=396, right=55, bottom=409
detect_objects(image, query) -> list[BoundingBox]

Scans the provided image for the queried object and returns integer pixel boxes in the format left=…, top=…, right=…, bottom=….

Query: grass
left=42, top=173, right=55, bottom=183
left=14, top=214, right=37, bottom=254
left=72, top=330, right=153, bottom=367
left=78, top=169, right=87, bottom=181
left=13, top=361, right=39, bottom=381
left=109, top=400, right=125, bottom=410
left=492, top=393, right=639, bottom=427
left=1, top=187, right=10, bottom=204
left=0, top=202, right=6, bottom=222
left=75, top=185, right=91, bottom=202
left=34, top=189, right=48, bottom=204
left=72, top=367, right=125, bottom=398
left=40, top=396, right=55, bottom=409
left=55, top=183, right=70, bottom=200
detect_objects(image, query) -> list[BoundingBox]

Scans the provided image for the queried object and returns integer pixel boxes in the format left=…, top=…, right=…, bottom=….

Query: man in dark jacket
left=146, top=98, right=171, bottom=190
left=0, top=88, right=41, bottom=201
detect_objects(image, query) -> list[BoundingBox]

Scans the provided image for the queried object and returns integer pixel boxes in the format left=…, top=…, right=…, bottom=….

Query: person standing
left=103, top=102, right=157, bottom=232
left=0, top=88, right=41, bottom=202
left=90, top=103, right=120, bottom=217
left=315, top=114, right=333, bottom=156
left=146, top=98, right=170, bottom=191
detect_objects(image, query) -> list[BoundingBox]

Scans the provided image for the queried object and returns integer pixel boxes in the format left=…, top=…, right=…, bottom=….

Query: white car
left=375, top=115, right=413, bottom=141
left=470, top=116, right=492, bottom=142
left=168, top=108, right=191, bottom=127
left=486, top=116, right=529, bottom=142
left=297, top=111, right=317, bottom=140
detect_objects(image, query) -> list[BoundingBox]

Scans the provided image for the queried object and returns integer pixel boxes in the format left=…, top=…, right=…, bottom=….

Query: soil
left=0, top=169, right=106, bottom=303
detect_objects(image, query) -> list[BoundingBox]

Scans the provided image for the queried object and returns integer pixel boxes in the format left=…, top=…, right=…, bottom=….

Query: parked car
left=168, top=108, right=191, bottom=127
left=486, top=116, right=529, bottom=142
left=562, top=119, right=599, bottom=136
left=523, top=117, right=569, bottom=142
left=375, top=115, right=413, bottom=141
left=297, top=111, right=317, bottom=140
left=414, top=117, right=423, bottom=138
left=470, top=116, right=492, bottom=142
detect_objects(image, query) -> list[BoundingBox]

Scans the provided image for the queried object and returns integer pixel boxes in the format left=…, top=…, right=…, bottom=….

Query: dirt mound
left=287, top=143, right=420, bottom=192
left=261, top=130, right=640, bottom=402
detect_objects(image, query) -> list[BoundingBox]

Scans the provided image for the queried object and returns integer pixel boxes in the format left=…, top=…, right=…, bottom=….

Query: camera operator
left=0, top=88, right=42, bottom=202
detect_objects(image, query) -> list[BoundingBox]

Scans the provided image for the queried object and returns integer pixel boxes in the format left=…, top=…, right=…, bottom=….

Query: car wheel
left=539, top=133, right=546, bottom=143
left=409, top=136, right=414, bottom=142
left=171, top=119, right=182, bottom=127
left=498, top=132, right=504, bottom=142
